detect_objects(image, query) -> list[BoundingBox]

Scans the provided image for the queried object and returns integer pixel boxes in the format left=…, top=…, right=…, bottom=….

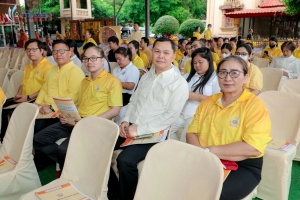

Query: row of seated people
left=0, top=37, right=272, bottom=200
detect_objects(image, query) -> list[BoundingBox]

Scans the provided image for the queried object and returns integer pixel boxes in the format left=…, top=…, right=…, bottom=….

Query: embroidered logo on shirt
left=95, top=86, right=100, bottom=92
left=122, top=71, right=126, bottom=75
left=230, top=117, right=239, bottom=127
left=36, top=70, right=40, bottom=75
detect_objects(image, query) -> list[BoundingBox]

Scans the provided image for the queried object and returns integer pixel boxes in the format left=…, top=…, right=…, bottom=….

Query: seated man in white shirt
left=108, top=37, right=189, bottom=200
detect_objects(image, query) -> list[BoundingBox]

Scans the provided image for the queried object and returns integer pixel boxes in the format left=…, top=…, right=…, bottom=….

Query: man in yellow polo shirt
left=1, top=39, right=52, bottom=141
left=204, top=24, right=212, bottom=40
left=34, top=40, right=85, bottom=135
left=0, top=87, right=4, bottom=106
left=33, top=45, right=122, bottom=170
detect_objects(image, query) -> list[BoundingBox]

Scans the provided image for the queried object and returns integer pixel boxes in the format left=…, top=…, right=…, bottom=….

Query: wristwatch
left=49, top=105, right=55, bottom=112
left=205, top=147, right=210, bottom=153
left=27, top=95, right=31, bottom=101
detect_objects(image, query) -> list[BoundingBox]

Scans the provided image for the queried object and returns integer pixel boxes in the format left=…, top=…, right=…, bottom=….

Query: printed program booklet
left=0, top=155, right=17, bottom=172
left=53, top=97, right=81, bottom=126
left=120, top=129, right=169, bottom=147
left=267, top=139, right=294, bottom=152
left=35, top=182, right=93, bottom=200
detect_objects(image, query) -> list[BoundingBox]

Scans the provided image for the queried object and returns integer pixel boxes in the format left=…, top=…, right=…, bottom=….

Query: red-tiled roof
left=259, top=0, right=284, bottom=8
left=225, top=6, right=286, bottom=18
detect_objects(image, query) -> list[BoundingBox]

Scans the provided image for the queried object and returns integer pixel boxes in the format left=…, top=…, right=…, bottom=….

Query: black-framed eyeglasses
left=217, top=70, right=243, bottom=79
left=52, top=49, right=70, bottom=55
left=26, top=48, right=39, bottom=53
left=235, top=52, right=248, bottom=56
left=82, top=56, right=103, bottom=63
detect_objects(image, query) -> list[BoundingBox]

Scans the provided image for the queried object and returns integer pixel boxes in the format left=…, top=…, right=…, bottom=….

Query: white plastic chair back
left=260, top=68, right=282, bottom=92
left=0, top=58, right=10, bottom=69
left=5, top=70, right=24, bottom=98
left=134, top=140, right=224, bottom=200
left=0, top=68, right=9, bottom=91
left=253, top=57, right=269, bottom=68
left=0, top=103, right=40, bottom=200
left=109, top=62, right=118, bottom=73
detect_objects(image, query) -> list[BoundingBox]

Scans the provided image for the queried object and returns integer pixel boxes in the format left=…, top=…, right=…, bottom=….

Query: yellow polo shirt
left=21, top=58, right=52, bottom=95
left=260, top=47, right=282, bottom=63
left=211, top=52, right=220, bottom=64
left=232, top=46, right=236, bottom=55
left=293, top=49, right=300, bottom=58
left=214, top=47, right=222, bottom=58
left=36, top=61, right=85, bottom=110
left=141, top=48, right=152, bottom=65
left=245, top=63, right=263, bottom=91
left=175, top=49, right=184, bottom=61
left=204, top=29, right=212, bottom=40
left=77, top=70, right=123, bottom=117
left=132, top=55, right=144, bottom=69
left=0, top=87, right=5, bottom=105
left=82, top=38, right=97, bottom=47
left=187, top=90, right=272, bottom=157
left=140, top=52, right=148, bottom=67
left=193, top=32, right=201, bottom=40
left=184, top=60, right=217, bottom=74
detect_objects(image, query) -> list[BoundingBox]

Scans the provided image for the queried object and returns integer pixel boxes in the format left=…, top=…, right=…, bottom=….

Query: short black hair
left=237, top=43, right=252, bottom=55
left=191, top=37, right=197, bottom=42
left=141, top=37, right=149, bottom=46
left=108, top=36, right=119, bottom=46
left=221, top=43, right=232, bottom=51
left=25, top=39, right=43, bottom=50
left=230, top=37, right=237, bottom=43
left=83, top=42, right=96, bottom=51
left=153, top=37, right=176, bottom=53
left=41, top=42, right=52, bottom=56
left=281, top=41, right=296, bottom=52
left=115, top=47, right=133, bottom=61
left=52, top=40, right=70, bottom=49
left=134, top=22, right=140, bottom=26
left=269, top=36, right=278, bottom=43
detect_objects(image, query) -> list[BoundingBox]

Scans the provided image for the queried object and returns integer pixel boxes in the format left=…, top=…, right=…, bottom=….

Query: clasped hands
left=120, top=122, right=138, bottom=138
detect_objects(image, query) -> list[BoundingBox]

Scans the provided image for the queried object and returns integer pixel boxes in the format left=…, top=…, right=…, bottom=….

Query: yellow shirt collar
left=29, top=57, right=48, bottom=69
left=86, top=69, right=108, bottom=81
left=212, top=89, right=252, bottom=104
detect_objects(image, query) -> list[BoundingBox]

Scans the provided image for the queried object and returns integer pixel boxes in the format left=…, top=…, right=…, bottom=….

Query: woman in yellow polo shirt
left=216, top=43, right=233, bottom=65
left=0, top=87, right=5, bottom=106
left=82, top=29, right=97, bottom=49
left=128, top=40, right=144, bottom=69
left=192, top=26, right=201, bottom=40
left=187, top=56, right=272, bottom=200
left=235, top=43, right=263, bottom=95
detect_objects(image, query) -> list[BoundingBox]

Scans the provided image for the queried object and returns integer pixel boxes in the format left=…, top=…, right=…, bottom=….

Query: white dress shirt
left=112, top=62, right=140, bottom=94
left=270, top=55, right=300, bottom=85
left=181, top=72, right=220, bottom=119
left=122, top=67, right=189, bottom=136
left=149, top=65, right=181, bottom=74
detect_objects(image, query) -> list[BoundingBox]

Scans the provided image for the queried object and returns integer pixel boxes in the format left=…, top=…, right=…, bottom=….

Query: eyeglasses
left=235, top=52, right=248, bottom=56
left=26, top=48, right=39, bottom=53
left=52, top=49, right=70, bottom=55
left=82, top=56, right=103, bottom=63
left=217, top=70, right=243, bottom=79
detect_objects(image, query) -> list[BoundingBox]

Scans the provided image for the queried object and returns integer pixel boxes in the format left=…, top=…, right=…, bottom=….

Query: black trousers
left=0, top=108, right=14, bottom=142
left=108, top=136, right=156, bottom=200
left=220, top=157, right=262, bottom=200
left=34, top=122, right=73, bottom=163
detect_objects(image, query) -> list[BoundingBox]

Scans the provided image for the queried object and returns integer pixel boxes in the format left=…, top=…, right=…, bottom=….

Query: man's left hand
left=14, top=95, right=27, bottom=103
left=127, top=124, right=138, bottom=138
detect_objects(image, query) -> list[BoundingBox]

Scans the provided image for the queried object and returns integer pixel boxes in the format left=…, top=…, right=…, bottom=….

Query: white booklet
left=53, top=97, right=81, bottom=126
left=35, top=182, right=94, bottom=200
left=267, top=139, right=295, bottom=152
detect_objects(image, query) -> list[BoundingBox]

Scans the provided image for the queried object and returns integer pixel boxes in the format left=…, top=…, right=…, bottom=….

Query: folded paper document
left=53, top=97, right=81, bottom=126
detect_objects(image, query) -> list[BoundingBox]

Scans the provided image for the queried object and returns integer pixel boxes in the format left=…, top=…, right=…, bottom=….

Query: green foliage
left=153, top=15, right=179, bottom=35
left=92, top=0, right=114, bottom=19
left=178, top=19, right=205, bottom=38
left=282, top=0, right=300, bottom=15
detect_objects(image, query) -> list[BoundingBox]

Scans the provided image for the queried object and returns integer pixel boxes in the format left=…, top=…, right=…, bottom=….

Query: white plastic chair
left=0, top=68, right=9, bottom=92
left=134, top=140, right=223, bottom=200
left=260, top=68, right=282, bottom=92
left=20, top=116, right=119, bottom=200
left=0, top=58, right=10, bottom=69
left=253, top=57, right=269, bottom=68
left=5, top=70, right=24, bottom=98
left=257, top=91, right=300, bottom=200
left=109, top=62, right=118, bottom=73
left=0, top=103, right=40, bottom=200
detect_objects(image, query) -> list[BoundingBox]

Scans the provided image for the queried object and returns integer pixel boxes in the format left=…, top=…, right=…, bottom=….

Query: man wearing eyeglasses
left=0, top=39, right=52, bottom=142
left=33, top=45, right=122, bottom=171
left=34, top=40, right=85, bottom=133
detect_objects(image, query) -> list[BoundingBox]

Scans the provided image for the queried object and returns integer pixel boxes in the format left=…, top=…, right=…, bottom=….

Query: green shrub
left=178, top=19, right=205, bottom=38
left=153, top=15, right=179, bottom=36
